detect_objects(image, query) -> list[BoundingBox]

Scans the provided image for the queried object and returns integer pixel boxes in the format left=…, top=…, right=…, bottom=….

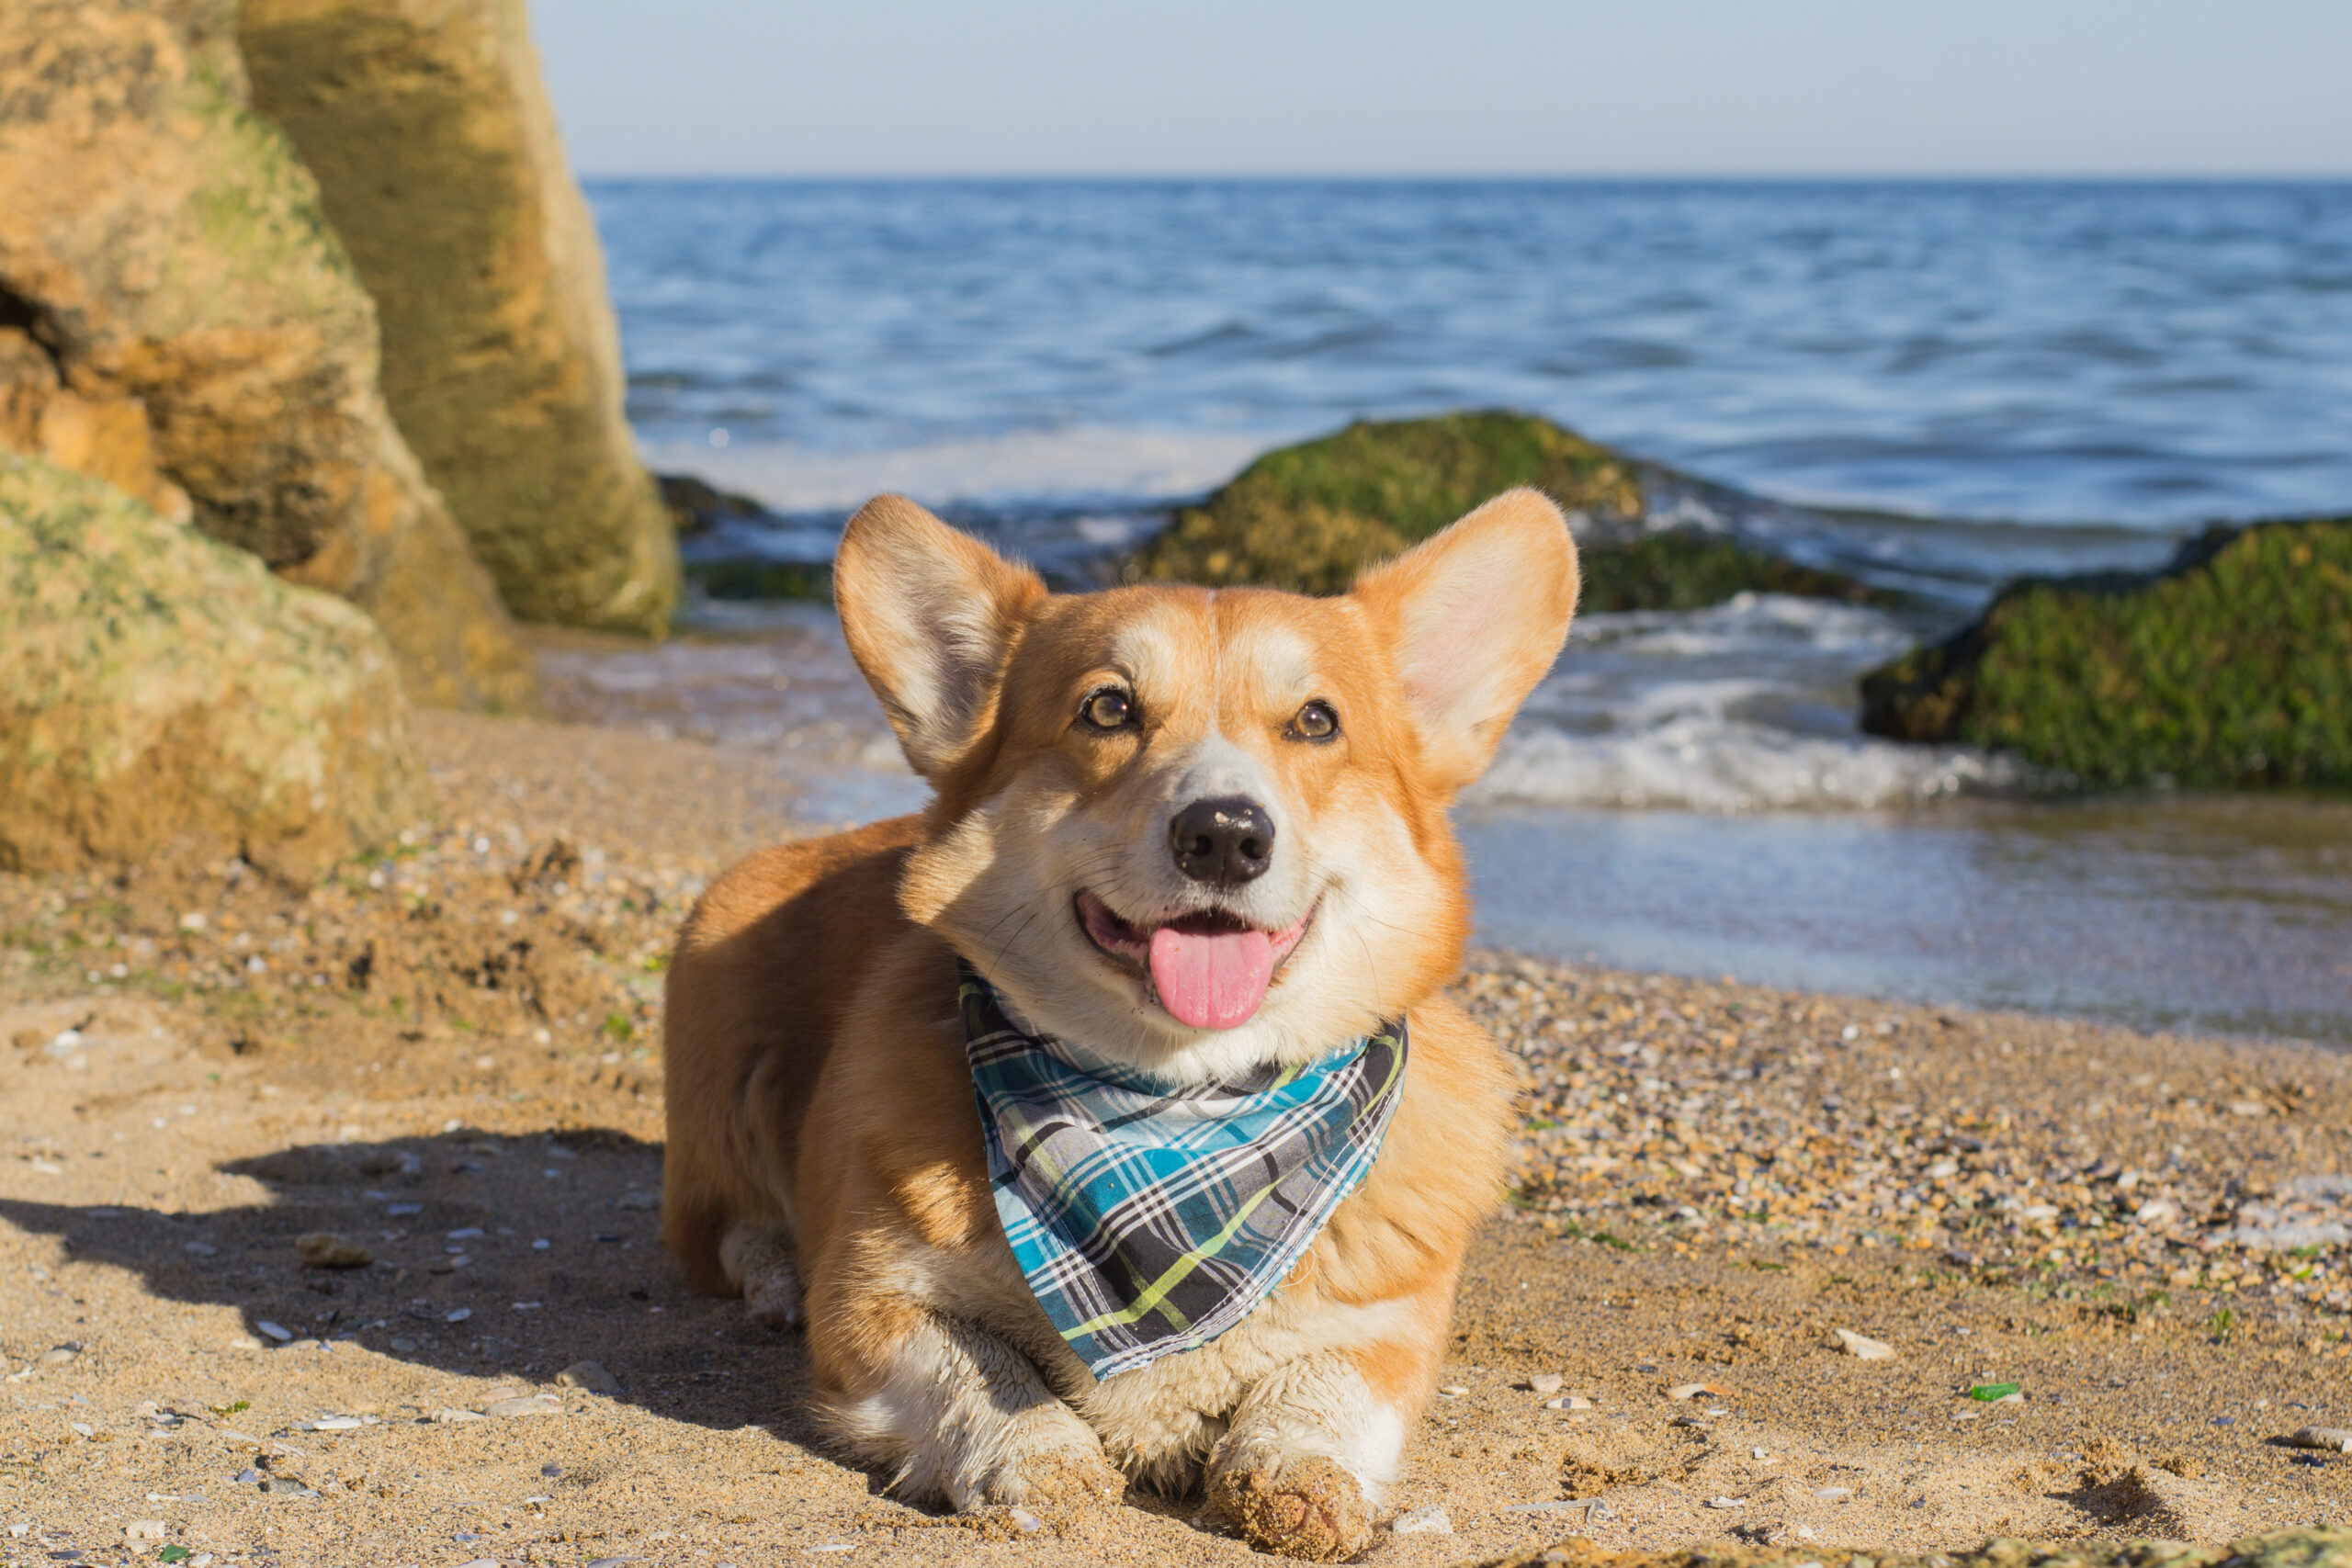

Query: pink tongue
left=1148, top=925, right=1275, bottom=1031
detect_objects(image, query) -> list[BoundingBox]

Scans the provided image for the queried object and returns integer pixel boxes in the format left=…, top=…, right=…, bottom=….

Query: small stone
left=125, top=1521, right=166, bottom=1544
left=1544, top=1395, right=1594, bottom=1411
left=430, top=1407, right=485, bottom=1424
left=1436, top=1384, right=1468, bottom=1398
left=1005, top=1507, right=1043, bottom=1534
left=257, top=1476, right=313, bottom=1495
left=255, top=1321, right=293, bottom=1343
left=1707, top=1496, right=1743, bottom=1509
left=445, top=1307, right=472, bottom=1323
left=1668, top=1382, right=1709, bottom=1400
left=2285, top=1427, right=2352, bottom=1452
left=1833, top=1328, right=1896, bottom=1360
left=556, top=1359, right=620, bottom=1393
left=389, top=1337, right=419, bottom=1353
left=1392, top=1505, right=1453, bottom=1535
left=1815, top=1486, right=1850, bottom=1498
left=38, top=1345, right=79, bottom=1365
left=1528, top=1372, right=1565, bottom=1395
left=483, top=1393, right=562, bottom=1418
left=296, top=1233, right=373, bottom=1269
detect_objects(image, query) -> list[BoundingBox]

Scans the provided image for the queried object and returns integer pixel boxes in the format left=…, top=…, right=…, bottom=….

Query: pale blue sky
left=534, top=0, right=2352, bottom=177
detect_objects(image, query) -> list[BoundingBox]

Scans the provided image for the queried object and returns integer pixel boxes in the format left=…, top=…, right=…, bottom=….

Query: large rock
left=240, top=0, right=680, bottom=637
left=0, top=455, right=432, bottom=878
left=1860, top=517, right=2352, bottom=788
left=1126, top=411, right=1876, bottom=608
left=0, top=0, right=533, bottom=710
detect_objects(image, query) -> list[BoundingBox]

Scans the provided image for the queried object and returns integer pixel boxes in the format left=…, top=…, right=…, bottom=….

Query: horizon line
left=574, top=167, right=2352, bottom=184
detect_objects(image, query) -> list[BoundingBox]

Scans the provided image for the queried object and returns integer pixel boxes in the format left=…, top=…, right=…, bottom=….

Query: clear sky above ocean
left=534, top=0, right=2352, bottom=177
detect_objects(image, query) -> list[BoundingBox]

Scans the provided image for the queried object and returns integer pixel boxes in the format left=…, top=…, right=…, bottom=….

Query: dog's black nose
left=1169, top=796, right=1274, bottom=886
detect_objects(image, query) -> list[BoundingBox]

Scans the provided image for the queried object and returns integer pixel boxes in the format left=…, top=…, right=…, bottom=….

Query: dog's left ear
left=1351, top=488, right=1579, bottom=793
left=835, top=494, right=1048, bottom=779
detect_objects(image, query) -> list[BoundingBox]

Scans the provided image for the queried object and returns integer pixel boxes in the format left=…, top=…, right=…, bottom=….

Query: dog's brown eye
left=1079, top=687, right=1136, bottom=732
left=1289, top=700, right=1340, bottom=742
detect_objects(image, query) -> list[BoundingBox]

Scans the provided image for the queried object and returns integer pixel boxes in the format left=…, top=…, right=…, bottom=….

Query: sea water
left=581, top=178, right=2352, bottom=1042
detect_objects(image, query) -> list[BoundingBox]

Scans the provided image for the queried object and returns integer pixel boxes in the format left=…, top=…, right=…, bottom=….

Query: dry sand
left=3, top=710, right=2347, bottom=1568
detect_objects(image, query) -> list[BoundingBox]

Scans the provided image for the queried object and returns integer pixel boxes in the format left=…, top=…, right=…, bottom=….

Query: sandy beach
left=2, top=706, right=2346, bottom=1567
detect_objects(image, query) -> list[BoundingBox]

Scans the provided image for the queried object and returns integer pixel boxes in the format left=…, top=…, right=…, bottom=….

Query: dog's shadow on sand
left=0, top=1129, right=837, bottom=1451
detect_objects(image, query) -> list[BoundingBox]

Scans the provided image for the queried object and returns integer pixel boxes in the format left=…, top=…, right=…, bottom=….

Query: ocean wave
left=1470, top=721, right=2026, bottom=813
left=1473, top=592, right=2029, bottom=812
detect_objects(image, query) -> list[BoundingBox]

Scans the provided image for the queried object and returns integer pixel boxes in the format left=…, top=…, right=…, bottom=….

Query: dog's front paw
left=1003, top=1447, right=1127, bottom=1508
left=945, top=1422, right=1127, bottom=1513
left=1208, top=1453, right=1374, bottom=1562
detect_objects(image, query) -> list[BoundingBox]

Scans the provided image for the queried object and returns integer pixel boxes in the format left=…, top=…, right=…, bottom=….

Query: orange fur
left=663, top=489, right=1577, bottom=1556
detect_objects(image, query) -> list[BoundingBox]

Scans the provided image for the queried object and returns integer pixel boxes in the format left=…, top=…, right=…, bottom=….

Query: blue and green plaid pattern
left=961, top=963, right=1406, bottom=1380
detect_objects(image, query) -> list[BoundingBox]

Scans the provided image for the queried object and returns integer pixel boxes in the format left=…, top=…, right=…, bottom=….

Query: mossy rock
left=1127, top=412, right=1642, bottom=594
left=0, top=455, right=431, bottom=878
left=1126, top=412, right=1877, bottom=609
left=1860, top=517, right=2352, bottom=789
left=688, top=558, right=833, bottom=603
left=0, top=0, right=532, bottom=710
left=1579, top=529, right=1888, bottom=614
left=1457, top=1525, right=2352, bottom=1568
left=658, top=473, right=771, bottom=539
left=241, top=0, right=680, bottom=637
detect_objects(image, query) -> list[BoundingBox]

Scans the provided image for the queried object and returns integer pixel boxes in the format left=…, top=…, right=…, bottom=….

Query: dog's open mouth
left=1074, top=890, right=1314, bottom=1032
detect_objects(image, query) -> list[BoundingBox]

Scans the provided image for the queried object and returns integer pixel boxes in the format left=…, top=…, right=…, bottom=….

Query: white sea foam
left=1471, top=722, right=2022, bottom=813
left=1468, top=592, right=2027, bottom=812
left=640, top=428, right=1272, bottom=513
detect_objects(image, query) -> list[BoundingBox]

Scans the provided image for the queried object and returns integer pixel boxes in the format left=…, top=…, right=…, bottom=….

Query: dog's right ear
left=834, top=494, right=1047, bottom=780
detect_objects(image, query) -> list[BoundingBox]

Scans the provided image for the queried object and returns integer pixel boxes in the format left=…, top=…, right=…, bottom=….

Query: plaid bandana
left=961, top=963, right=1407, bottom=1380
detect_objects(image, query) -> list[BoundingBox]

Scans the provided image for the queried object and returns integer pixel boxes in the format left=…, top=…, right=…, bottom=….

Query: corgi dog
left=662, top=488, right=1578, bottom=1561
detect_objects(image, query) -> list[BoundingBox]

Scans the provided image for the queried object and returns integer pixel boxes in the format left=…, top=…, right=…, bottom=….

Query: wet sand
left=1, top=711, right=2347, bottom=1566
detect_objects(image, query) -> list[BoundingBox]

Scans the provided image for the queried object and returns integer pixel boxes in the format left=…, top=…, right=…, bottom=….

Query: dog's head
left=834, top=490, right=1578, bottom=1083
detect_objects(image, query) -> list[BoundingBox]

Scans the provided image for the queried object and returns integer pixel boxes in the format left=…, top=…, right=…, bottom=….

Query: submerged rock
left=242, top=0, right=679, bottom=637
left=1860, top=517, right=2352, bottom=789
left=1126, top=412, right=1877, bottom=609
left=0, top=0, right=531, bottom=710
left=0, top=456, right=431, bottom=878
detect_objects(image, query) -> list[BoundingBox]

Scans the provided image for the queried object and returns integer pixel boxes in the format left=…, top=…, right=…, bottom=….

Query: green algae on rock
left=1860, top=518, right=2352, bottom=789
left=1577, top=528, right=1887, bottom=614
left=1127, top=412, right=1642, bottom=594
left=1456, top=1527, right=2352, bottom=1568
left=1125, top=412, right=1879, bottom=609
left=0, top=0, right=532, bottom=711
left=241, top=0, right=680, bottom=637
left=0, top=456, right=431, bottom=880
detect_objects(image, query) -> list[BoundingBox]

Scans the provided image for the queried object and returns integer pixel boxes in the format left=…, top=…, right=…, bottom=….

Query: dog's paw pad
left=1209, top=1454, right=1373, bottom=1562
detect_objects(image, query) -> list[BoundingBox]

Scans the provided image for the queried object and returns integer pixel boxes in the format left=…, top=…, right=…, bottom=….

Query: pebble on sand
left=296, top=1232, right=374, bottom=1269
left=556, top=1359, right=621, bottom=1393
left=254, top=1321, right=293, bottom=1343
left=1668, top=1382, right=1711, bottom=1400
left=38, top=1345, right=78, bottom=1365
left=2285, top=1427, right=2352, bottom=1453
left=1527, top=1372, right=1565, bottom=1395
left=1392, top=1505, right=1453, bottom=1535
left=482, top=1393, right=563, bottom=1418
left=1834, top=1328, right=1897, bottom=1360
